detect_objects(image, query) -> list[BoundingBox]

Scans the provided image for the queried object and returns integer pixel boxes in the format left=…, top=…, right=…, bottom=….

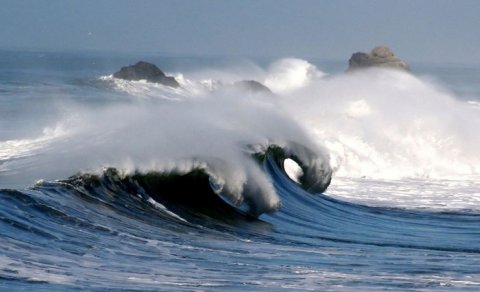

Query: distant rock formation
left=348, top=46, right=409, bottom=71
left=231, top=80, right=273, bottom=95
left=113, top=61, right=180, bottom=87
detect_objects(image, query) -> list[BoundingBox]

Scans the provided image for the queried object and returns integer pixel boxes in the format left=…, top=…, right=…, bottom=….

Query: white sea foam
left=0, top=124, right=68, bottom=171
left=329, top=176, right=480, bottom=211
left=284, top=158, right=303, bottom=184
left=2, top=57, right=479, bottom=211
left=275, top=66, right=480, bottom=180
left=100, top=75, right=198, bottom=100
left=146, top=196, right=188, bottom=223
left=0, top=83, right=331, bottom=214
left=264, top=58, right=324, bottom=93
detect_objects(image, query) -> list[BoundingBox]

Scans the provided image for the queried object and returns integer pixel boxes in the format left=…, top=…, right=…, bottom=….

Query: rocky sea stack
left=231, top=80, right=273, bottom=95
left=113, top=61, right=180, bottom=88
left=348, top=46, right=409, bottom=71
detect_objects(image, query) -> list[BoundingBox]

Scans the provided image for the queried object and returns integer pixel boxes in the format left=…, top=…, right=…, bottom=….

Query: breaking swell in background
left=0, top=51, right=480, bottom=290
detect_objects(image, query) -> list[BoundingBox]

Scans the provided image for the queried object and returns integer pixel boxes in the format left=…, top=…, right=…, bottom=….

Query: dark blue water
left=1, top=50, right=480, bottom=290
left=1, top=159, right=479, bottom=290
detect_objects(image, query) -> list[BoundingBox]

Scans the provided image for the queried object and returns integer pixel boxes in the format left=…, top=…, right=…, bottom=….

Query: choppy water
left=1, top=50, right=479, bottom=290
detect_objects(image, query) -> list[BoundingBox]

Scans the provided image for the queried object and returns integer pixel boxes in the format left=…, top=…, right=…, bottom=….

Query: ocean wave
left=274, top=66, right=480, bottom=179
left=2, top=52, right=480, bottom=291
left=96, top=58, right=480, bottom=180
left=2, top=57, right=479, bottom=209
left=0, top=145, right=479, bottom=290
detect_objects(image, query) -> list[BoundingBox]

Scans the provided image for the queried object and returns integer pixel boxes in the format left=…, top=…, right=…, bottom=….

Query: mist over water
left=2, top=55, right=479, bottom=205
left=1, top=51, right=480, bottom=290
left=281, top=66, right=480, bottom=180
left=1, top=63, right=332, bottom=213
left=172, top=57, right=480, bottom=180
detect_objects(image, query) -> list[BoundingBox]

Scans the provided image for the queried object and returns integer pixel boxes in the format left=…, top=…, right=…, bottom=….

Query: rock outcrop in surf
left=224, top=80, right=273, bottom=95
left=113, top=61, right=180, bottom=87
left=111, top=62, right=271, bottom=94
left=348, top=46, right=409, bottom=71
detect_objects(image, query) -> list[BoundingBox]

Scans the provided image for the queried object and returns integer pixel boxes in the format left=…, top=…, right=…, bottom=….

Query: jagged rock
left=231, top=80, right=273, bottom=95
left=113, top=61, right=180, bottom=87
left=348, top=46, right=409, bottom=71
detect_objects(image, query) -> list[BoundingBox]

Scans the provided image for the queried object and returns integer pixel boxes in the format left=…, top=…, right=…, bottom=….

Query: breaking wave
left=2, top=52, right=480, bottom=290
left=1, top=57, right=479, bottom=211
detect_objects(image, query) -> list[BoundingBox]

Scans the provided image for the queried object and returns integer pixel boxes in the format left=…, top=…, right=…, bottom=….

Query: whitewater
left=1, top=50, right=479, bottom=290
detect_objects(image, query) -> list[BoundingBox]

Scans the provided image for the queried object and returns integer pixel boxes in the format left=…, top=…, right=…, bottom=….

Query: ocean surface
left=1, top=50, right=480, bottom=291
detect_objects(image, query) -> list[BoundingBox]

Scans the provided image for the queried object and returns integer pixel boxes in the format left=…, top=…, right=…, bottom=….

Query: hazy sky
left=1, top=0, right=479, bottom=63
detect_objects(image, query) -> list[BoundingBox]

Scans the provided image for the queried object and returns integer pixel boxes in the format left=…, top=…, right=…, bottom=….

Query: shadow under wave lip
left=59, top=168, right=275, bottom=234
left=131, top=169, right=260, bottom=222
